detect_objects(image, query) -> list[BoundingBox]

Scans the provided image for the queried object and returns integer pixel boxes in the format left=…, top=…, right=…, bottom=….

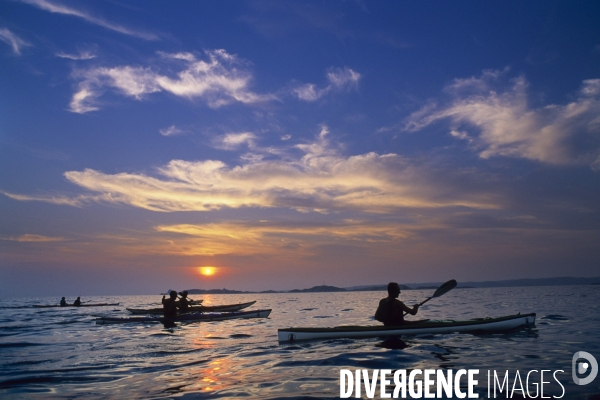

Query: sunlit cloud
left=1, top=221, right=409, bottom=261
left=293, top=67, right=360, bottom=101
left=21, top=0, right=159, bottom=40
left=153, top=220, right=417, bottom=256
left=6, top=126, right=499, bottom=213
left=2, top=234, right=65, bottom=242
left=69, top=50, right=274, bottom=113
left=0, top=27, right=31, bottom=55
left=405, top=70, right=600, bottom=170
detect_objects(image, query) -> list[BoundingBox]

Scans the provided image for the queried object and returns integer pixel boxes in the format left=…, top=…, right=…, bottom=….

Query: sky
left=1, top=1, right=600, bottom=297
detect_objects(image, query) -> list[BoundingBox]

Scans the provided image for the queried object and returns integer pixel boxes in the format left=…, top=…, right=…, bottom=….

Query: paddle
left=403, top=279, right=457, bottom=316
left=176, top=293, right=199, bottom=304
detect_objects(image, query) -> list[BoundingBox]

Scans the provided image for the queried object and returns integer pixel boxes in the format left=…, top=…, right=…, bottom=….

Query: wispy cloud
left=21, top=0, right=158, bottom=40
left=2, top=191, right=97, bottom=207
left=212, top=132, right=257, bottom=150
left=55, top=50, right=96, bottom=60
left=5, top=126, right=499, bottom=213
left=0, top=27, right=31, bottom=55
left=2, top=234, right=65, bottom=242
left=405, top=70, right=600, bottom=170
left=292, top=67, right=360, bottom=101
left=240, top=2, right=354, bottom=40
left=159, top=125, right=185, bottom=137
left=70, top=50, right=275, bottom=113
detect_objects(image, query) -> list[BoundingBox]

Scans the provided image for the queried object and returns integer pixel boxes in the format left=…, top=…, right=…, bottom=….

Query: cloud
left=21, top=0, right=158, bottom=40
left=159, top=125, right=185, bottom=137
left=212, top=132, right=257, bottom=150
left=405, top=70, right=600, bottom=170
left=69, top=50, right=274, bottom=113
left=293, top=67, right=360, bottom=101
left=2, top=234, right=65, bottom=242
left=6, top=126, right=499, bottom=213
left=55, top=50, right=96, bottom=60
left=2, top=191, right=97, bottom=207
left=293, top=83, right=321, bottom=101
left=0, top=28, right=31, bottom=55
left=153, top=220, right=414, bottom=256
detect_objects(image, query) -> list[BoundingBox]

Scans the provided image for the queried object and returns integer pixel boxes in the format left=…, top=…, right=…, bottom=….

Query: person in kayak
left=178, top=291, right=191, bottom=313
left=161, top=291, right=179, bottom=328
left=60, top=297, right=67, bottom=306
left=375, top=282, right=419, bottom=326
left=73, top=297, right=81, bottom=306
left=162, top=291, right=179, bottom=318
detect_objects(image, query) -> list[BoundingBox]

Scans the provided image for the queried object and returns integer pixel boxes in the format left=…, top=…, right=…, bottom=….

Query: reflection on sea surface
left=0, top=286, right=599, bottom=398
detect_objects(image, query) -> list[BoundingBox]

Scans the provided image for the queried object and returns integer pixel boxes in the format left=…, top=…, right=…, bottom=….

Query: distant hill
left=456, top=276, right=600, bottom=288
left=345, top=284, right=412, bottom=291
left=396, top=277, right=600, bottom=289
left=186, top=288, right=252, bottom=295
left=289, top=285, right=347, bottom=293
left=173, top=276, right=600, bottom=295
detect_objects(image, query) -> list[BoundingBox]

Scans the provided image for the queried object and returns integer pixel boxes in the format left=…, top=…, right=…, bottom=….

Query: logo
left=572, top=351, right=598, bottom=385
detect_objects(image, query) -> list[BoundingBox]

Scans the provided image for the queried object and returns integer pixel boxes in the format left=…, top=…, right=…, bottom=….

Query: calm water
left=1, top=286, right=599, bottom=399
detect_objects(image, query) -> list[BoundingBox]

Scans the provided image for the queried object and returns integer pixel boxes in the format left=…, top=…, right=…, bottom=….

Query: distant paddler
left=60, top=297, right=67, bottom=306
left=73, top=297, right=82, bottom=306
left=177, top=291, right=191, bottom=313
left=181, top=291, right=202, bottom=306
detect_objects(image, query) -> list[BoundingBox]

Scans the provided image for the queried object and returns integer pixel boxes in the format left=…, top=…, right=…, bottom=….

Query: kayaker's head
left=169, top=291, right=178, bottom=299
left=179, top=290, right=188, bottom=298
left=387, top=282, right=401, bottom=298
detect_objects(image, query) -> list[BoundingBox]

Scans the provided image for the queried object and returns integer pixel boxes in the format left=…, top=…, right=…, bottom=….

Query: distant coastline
left=167, top=276, right=600, bottom=295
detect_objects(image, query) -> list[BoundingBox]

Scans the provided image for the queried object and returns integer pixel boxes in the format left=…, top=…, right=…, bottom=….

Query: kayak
left=126, top=300, right=256, bottom=315
left=96, top=309, right=272, bottom=325
left=278, top=313, right=536, bottom=342
left=32, top=303, right=120, bottom=308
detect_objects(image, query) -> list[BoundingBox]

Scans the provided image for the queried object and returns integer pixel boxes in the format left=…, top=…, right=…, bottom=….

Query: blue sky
left=1, top=1, right=600, bottom=297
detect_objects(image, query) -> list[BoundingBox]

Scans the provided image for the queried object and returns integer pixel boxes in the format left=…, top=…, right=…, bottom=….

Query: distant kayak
left=96, top=309, right=272, bottom=324
left=32, top=303, right=120, bottom=308
left=126, top=300, right=256, bottom=315
left=278, top=313, right=536, bottom=342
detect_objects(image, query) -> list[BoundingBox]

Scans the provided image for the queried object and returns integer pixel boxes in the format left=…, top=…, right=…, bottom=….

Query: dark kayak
left=278, top=313, right=536, bottom=342
left=126, top=300, right=256, bottom=315
left=96, top=309, right=272, bottom=324
left=32, top=303, right=120, bottom=308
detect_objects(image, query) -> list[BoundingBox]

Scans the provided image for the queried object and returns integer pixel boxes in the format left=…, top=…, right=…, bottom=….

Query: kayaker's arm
left=401, top=302, right=419, bottom=315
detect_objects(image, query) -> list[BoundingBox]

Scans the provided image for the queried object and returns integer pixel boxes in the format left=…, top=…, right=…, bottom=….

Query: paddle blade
left=432, top=279, right=457, bottom=298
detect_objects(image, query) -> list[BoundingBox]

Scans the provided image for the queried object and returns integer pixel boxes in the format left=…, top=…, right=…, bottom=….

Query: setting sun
left=198, top=266, right=216, bottom=276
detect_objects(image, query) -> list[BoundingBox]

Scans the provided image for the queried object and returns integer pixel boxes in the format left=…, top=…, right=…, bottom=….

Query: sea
left=1, top=285, right=599, bottom=399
